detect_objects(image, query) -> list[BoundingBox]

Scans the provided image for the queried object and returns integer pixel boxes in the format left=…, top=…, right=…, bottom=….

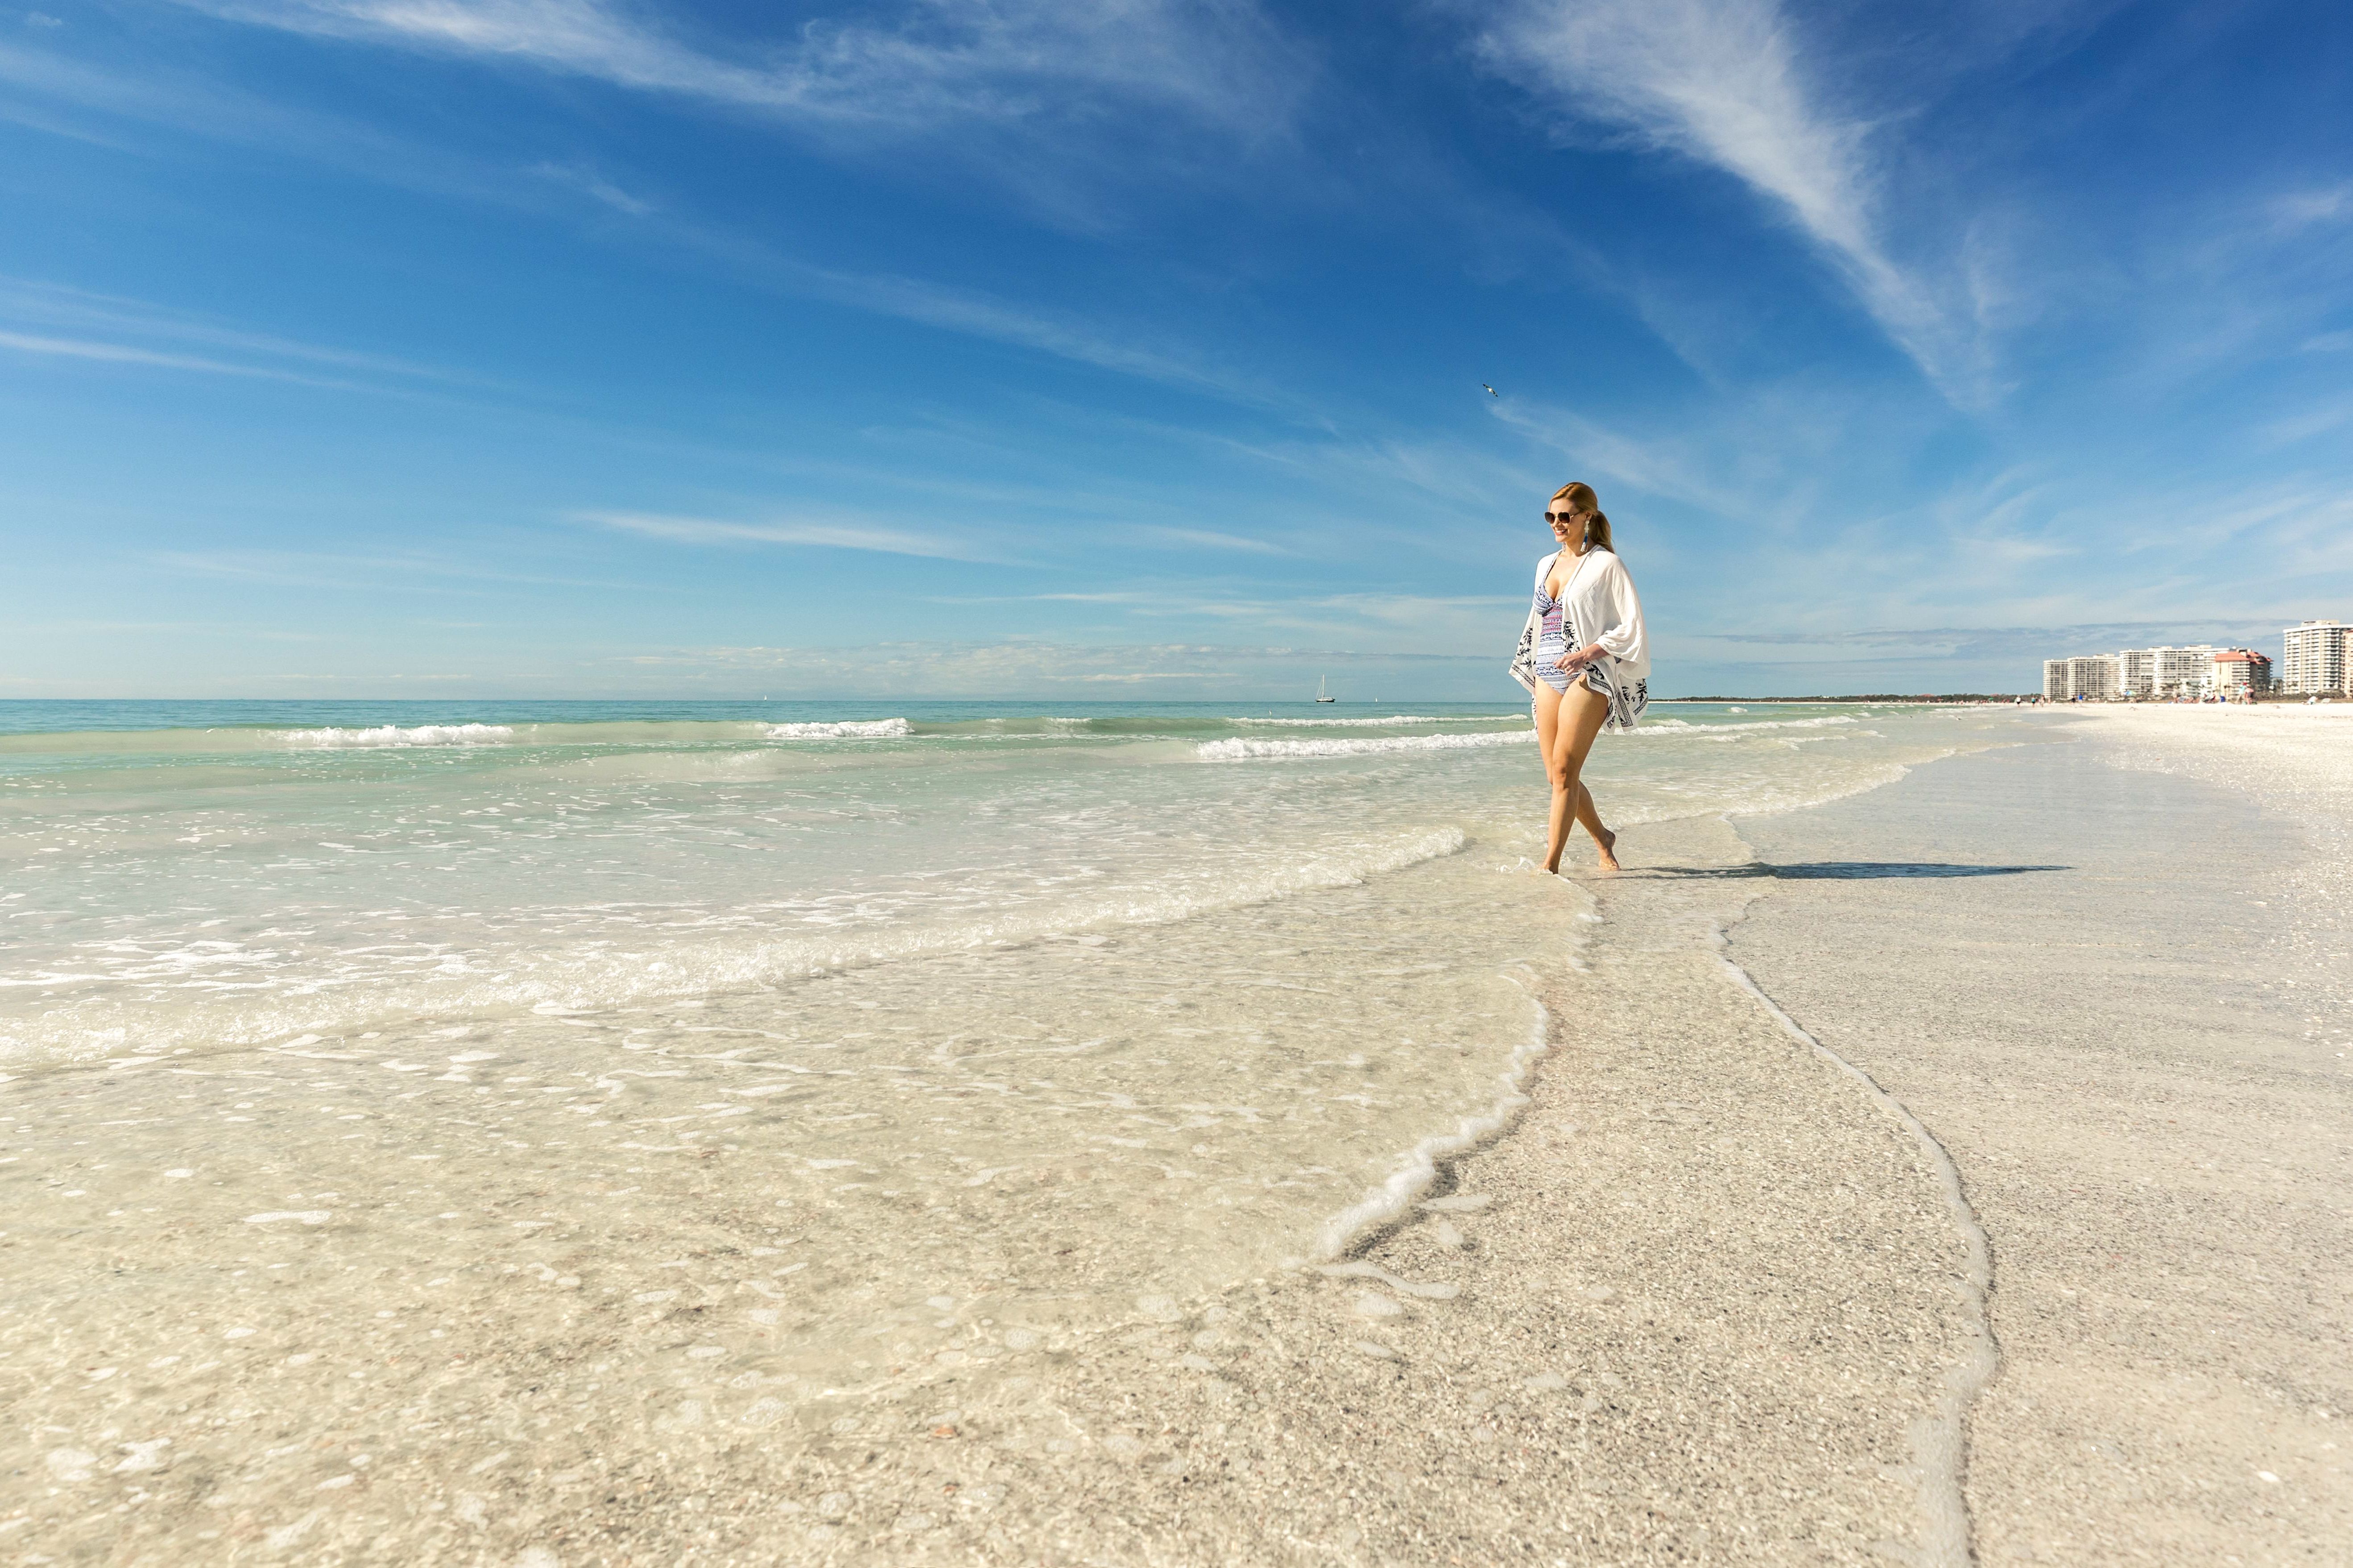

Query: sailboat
left=1316, top=676, right=1336, bottom=703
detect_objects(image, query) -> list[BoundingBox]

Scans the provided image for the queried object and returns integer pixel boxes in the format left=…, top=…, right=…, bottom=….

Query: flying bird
left=1481, top=383, right=1499, bottom=397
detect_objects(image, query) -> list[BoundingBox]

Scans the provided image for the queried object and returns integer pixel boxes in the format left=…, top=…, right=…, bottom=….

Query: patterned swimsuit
left=1532, top=566, right=1605, bottom=698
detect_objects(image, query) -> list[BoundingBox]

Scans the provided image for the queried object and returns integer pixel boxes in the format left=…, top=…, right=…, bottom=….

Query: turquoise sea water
left=0, top=697, right=1516, bottom=737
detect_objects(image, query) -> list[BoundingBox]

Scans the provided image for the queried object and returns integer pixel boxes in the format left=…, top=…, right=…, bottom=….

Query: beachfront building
left=2159, top=644, right=2220, bottom=697
left=2118, top=647, right=2158, bottom=697
left=2280, top=620, right=2350, bottom=694
left=2212, top=649, right=2272, bottom=696
left=2074, top=654, right=2120, bottom=700
left=2044, top=653, right=2119, bottom=701
left=2115, top=643, right=2221, bottom=698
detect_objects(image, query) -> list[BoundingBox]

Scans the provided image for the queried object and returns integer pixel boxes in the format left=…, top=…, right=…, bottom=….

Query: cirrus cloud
left=1472, top=0, right=1993, bottom=406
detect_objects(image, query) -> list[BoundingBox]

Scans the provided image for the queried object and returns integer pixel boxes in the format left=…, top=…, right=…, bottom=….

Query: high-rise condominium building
left=2044, top=654, right=2119, bottom=700
left=2157, top=644, right=2220, bottom=697
left=2118, top=647, right=2157, bottom=697
left=2117, top=644, right=2221, bottom=697
left=2211, top=649, right=2272, bottom=695
left=2281, top=620, right=2350, bottom=694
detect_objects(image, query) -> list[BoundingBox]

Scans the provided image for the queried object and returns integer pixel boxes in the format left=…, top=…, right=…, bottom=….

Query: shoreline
left=1709, top=926, right=1995, bottom=1565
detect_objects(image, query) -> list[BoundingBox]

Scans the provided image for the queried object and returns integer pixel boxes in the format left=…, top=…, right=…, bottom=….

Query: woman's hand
left=1554, top=643, right=1602, bottom=674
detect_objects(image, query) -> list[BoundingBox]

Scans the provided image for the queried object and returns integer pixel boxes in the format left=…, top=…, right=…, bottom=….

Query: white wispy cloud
left=1473, top=0, right=1987, bottom=404
left=2268, top=183, right=2352, bottom=233
left=526, top=160, right=654, bottom=215
left=1487, top=397, right=1747, bottom=518
left=606, top=638, right=1489, bottom=698
left=611, top=216, right=1296, bottom=406
left=577, top=509, right=1009, bottom=563
left=2256, top=399, right=2353, bottom=450
left=180, top=0, right=1300, bottom=139
left=1209, top=430, right=1555, bottom=553
left=1068, top=670, right=1239, bottom=682
left=780, top=258, right=1270, bottom=402
left=0, top=328, right=362, bottom=386
left=150, top=548, right=662, bottom=592
left=0, top=276, right=472, bottom=385
left=1131, top=525, right=1288, bottom=555
left=0, top=45, right=1282, bottom=409
left=167, top=0, right=1315, bottom=238
left=0, top=37, right=513, bottom=194
left=968, top=586, right=1521, bottom=652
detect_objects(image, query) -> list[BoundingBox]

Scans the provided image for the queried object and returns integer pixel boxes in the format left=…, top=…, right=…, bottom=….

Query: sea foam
left=1308, top=970, right=1555, bottom=1262
left=1229, top=715, right=1514, bottom=728
left=0, top=824, right=1474, bottom=1066
left=1632, top=715, right=1859, bottom=737
left=1198, top=730, right=1532, bottom=760
left=763, top=718, right=913, bottom=739
left=282, top=724, right=514, bottom=748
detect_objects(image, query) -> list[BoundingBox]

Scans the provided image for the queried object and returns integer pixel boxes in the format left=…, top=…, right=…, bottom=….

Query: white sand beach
left=4, top=705, right=2347, bottom=1564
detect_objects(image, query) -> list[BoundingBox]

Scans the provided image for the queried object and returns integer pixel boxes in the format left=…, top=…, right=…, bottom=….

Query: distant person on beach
left=1509, top=481, right=1650, bottom=874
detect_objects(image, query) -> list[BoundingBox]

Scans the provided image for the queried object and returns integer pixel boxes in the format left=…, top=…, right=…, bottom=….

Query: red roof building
left=2212, top=648, right=2273, bottom=694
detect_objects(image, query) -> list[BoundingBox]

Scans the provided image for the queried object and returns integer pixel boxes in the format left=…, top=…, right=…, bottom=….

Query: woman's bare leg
left=1531, top=685, right=1569, bottom=870
left=1548, top=684, right=1613, bottom=872
left=1576, top=782, right=1618, bottom=870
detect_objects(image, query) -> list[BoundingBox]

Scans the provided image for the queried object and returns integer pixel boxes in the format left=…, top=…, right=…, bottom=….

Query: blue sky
left=2, top=0, right=2348, bottom=699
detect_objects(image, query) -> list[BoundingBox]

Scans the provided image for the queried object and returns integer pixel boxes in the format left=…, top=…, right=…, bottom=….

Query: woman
left=1508, top=482, right=1649, bottom=873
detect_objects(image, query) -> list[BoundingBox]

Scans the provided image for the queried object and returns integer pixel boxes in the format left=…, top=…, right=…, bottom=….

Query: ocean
left=0, top=697, right=2035, bottom=1484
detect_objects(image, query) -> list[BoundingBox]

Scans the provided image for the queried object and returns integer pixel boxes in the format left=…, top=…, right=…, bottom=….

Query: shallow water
left=0, top=698, right=2042, bottom=1527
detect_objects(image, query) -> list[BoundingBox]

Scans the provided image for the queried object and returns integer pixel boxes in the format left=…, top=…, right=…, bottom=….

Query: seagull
left=1481, top=383, right=1499, bottom=397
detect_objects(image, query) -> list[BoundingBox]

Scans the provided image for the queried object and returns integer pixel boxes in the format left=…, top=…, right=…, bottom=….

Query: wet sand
left=763, top=812, right=1977, bottom=1566
left=1735, top=710, right=2351, bottom=1564
left=7, top=710, right=2347, bottom=1563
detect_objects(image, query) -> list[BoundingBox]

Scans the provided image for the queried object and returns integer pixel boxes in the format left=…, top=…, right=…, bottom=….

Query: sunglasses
left=1545, top=511, right=1584, bottom=524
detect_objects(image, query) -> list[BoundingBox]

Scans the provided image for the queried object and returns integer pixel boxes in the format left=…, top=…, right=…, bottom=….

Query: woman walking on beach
left=1510, top=482, right=1649, bottom=873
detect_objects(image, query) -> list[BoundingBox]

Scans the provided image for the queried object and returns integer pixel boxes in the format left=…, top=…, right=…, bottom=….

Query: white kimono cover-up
left=1508, top=547, right=1650, bottom=731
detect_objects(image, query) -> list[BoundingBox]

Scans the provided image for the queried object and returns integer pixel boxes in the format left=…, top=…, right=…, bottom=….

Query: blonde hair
left=1551, top=482, right=1613, bottom=554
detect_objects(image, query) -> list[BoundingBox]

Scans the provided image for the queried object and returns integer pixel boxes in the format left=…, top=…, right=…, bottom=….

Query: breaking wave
left=1635, top=716, right=1859, bottom=736
left=1198, top=730, right=1532, bottom=760
left=1230, top=714, right=1517, bottom=728
left=282, top=724, right=515, bottom=748
left=0, top=825, right=1471, bottom=1067
left=763, top=718, right=914, bottom=740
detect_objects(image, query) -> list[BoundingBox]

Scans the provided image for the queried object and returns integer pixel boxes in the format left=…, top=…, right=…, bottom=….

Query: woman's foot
left=1594, top=827, right=1620, bottom=872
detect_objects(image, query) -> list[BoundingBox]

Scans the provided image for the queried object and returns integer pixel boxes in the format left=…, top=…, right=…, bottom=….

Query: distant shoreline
left=1654, top=693, right=2344, bottom=706
left=1659, top=693, right=2031, bottom=704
